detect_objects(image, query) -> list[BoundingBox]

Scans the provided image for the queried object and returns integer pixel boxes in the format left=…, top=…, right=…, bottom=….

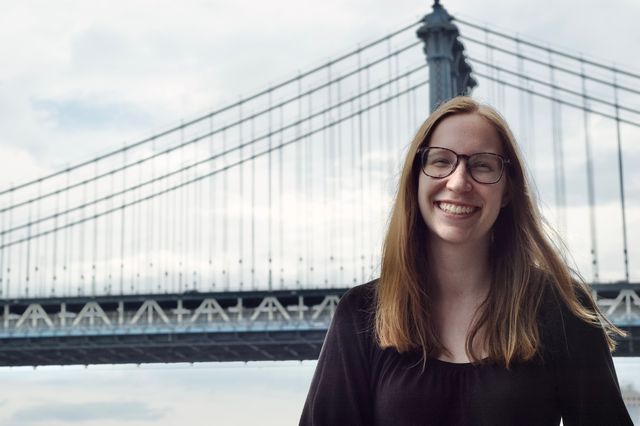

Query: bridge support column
left=417, top=0, right=477, bottom=112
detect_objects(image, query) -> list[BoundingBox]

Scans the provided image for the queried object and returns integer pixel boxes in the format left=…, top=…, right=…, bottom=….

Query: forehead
left=427, top=113, right=503, bottom=155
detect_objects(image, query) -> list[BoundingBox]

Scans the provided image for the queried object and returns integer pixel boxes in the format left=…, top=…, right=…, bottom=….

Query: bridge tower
left=417, top=0, right=477, bottom=111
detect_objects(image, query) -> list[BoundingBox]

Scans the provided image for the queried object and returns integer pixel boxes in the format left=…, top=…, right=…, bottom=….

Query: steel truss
left=0, top=288, right=344, bottom=366
left=0, top=284, right=639, bottom=366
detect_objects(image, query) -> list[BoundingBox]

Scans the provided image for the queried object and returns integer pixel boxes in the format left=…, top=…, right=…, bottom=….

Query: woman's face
left=417, top=112, right=508, bottom=249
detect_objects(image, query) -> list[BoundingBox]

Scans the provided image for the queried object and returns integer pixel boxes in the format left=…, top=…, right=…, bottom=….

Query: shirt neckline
left=430, top=357, right=490, bottom=368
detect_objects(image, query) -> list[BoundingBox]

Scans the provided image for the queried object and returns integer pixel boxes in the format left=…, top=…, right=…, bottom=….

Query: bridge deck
left=0, top=284, right=638, bottom=366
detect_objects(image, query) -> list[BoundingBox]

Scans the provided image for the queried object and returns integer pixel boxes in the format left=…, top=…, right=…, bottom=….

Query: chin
left=431, top=229, right=489, bottom=246
left=433, top=232, right=471, bottom=245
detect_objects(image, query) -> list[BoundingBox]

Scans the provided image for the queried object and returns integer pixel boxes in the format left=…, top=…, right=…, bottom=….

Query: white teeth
left=438, top=202, right=476, bottom=215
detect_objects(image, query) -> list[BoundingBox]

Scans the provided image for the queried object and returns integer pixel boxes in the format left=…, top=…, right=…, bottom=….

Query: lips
left=436, top=201, right=479, bottom=215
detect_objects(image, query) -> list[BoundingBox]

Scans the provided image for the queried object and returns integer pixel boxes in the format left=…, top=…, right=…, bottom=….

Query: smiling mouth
left=436, top=201, right=479, bottom=215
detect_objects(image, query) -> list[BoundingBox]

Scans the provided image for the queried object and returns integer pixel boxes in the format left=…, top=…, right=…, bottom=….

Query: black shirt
left=300, top=281, right=632, bottom=426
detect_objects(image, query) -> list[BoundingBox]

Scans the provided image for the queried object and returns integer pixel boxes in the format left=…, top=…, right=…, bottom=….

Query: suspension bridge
left=0, top=1, right=639, bottom=366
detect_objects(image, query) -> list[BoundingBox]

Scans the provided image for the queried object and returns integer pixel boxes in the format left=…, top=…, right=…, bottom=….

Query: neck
left=427, top=237, right=492, bottom=301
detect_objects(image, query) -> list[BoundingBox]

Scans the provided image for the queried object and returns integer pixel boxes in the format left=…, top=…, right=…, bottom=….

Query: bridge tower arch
left=417, top=0, right=477, bottom=111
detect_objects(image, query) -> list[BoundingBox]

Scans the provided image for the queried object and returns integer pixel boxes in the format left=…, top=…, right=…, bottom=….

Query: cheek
left=417, top=175, right=432, bottom=219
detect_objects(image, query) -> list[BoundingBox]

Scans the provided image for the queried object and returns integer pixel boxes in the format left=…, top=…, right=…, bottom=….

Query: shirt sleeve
left=299, top=284, right=375, bottom=426
left=554, top=289, right=633, bottom=426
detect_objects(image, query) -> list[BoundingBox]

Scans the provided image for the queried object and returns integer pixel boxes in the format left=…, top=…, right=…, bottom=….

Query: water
left=0, top=358, right=637, bottom=425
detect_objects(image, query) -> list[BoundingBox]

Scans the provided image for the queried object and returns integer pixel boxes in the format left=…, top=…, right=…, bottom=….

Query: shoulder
left=338, top=279, right=377, bottom=312
left=538, top=279, right=599, bottom=326
left=300, top=282, right=379, bottom=425
left=538, top=279, right=609, bottom=361
left=330, top=279, right=378, bottom=336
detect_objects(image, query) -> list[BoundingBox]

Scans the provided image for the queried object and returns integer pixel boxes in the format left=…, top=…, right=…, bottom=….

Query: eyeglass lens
left=422, top=147, right=504, bottom=184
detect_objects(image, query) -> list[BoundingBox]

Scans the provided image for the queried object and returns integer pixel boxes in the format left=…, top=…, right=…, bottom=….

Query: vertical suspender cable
left=52, top=182, right=59, bottom=295
left=107, top=168, right=114, bottom=294
left=549, top=52, right=566, bottom=239
left=378, top=73, right=386, bottom=269
left=92, top=162, right=98, bottom=296
left=497, top=67, right=505, bottom=112
left=129, top=161, right=135, bottom=293
left=196, top=127, right=202, bottom=290
left=278, top=101, right=284, bottom=288
left=128, top=155, right=134, bottom=292
left=5, top=189, right=13, bottom=297
left=185, top=124, right=191, bottom=291
left=250, top=115, right=256, bottom=290
left=79, top=179, right=87, bottom=295
left=412, top=71, right=419, bottom=130
left=267, top=89, right=273, bottom=290
left=195, top=131, right=202, bottom=290
left=369, top=67, right=376, bottom=277
left=137, top=151, right=143, bottom=292
left=6, top=189, right=13, bottom=297
left=24, top=200, right=31, bottom=296
left=337, top=78, right=344, bottom=285
left=395, top=52, right=401, bottom=150
left=186, top=123, right=192, bottom=291
left=126, top=161, right=136, bottom=294
left=179, top=123, right=185, bottom=293
left=612, top=72, right=630, bottom=282
left=0, top=197, right=6, bottom=297
left=209, top=117, right=215, bottom=290
left=580, top=63, right=599, bottom=282
left=119, top=149, right=127, bottom=294
left=516, top=38, right=529, bottom=161
left=238, top=100, right=244, bottom=290
left=165, top=147, right=171, bottom=293
left=223, top=127, right=229, bottom=291
left=307, top=90, right=314, bottom=287
left=65, top=171, right=71, bottom=296
left=323, top=66, right=330, bottom=287
left=328, top=65, right=336, bottom=286
left=527, top=84, right=536, bottom=175
left=405, top=73, right=411, bottom=138
left=296, top=76, right=303, bottom=288
left=35, top=183, right=42, bottom=296
left=148, top=139, right=155, bottom=293
left=387, top=38, right=394, bottom=184
left=485, top=27, right=496, bottom=104
left=351, top=97, right=357, bottom=285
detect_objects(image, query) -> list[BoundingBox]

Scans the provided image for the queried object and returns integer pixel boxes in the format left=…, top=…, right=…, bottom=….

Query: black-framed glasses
left=418, top=146, right=510, bottom=184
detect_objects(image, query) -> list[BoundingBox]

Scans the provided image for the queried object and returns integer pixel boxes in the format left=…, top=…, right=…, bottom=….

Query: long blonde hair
left=375, top=96, right=619, bottom=367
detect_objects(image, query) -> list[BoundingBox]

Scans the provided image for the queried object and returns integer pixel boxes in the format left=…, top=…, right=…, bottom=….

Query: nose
left=445, top=159, right=473, bottom=193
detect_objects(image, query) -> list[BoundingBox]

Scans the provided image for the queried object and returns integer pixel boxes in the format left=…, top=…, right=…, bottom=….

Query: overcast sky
left=1, top=0, right=639, bottom=181
left=1, top=0, right=640, bottom=425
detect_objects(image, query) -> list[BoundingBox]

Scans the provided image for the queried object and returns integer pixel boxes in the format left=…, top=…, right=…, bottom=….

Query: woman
left=300, top=97, right=632, bottom=425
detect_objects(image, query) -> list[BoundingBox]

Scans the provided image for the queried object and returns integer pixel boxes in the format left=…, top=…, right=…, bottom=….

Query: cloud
left=0, top=145, right=51, bottom=189
left=33, top=96, right=153, bottom=131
